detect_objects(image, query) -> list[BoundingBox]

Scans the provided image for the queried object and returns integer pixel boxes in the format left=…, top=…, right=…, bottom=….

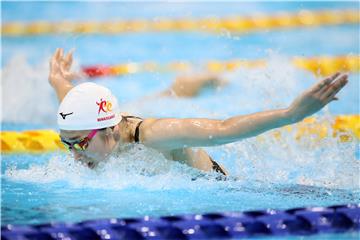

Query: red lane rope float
left=82, top=65, right=112, bottom=78
left=81, top=55, right=360, bottom=78
left=2, top=10, right=359, bottom=36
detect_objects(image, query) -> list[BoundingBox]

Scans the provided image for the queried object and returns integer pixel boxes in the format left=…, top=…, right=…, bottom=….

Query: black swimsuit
left=122, top=115, right=143, bottom=143
left=209, top=157, right=227, bottom=175
left=123, top=115, right=227, bottom=176
left=134, top=120, right=143, bottom=143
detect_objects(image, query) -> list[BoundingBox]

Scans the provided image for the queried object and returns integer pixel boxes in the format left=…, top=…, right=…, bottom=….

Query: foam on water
left=4, top=133, right=359, bottom=192
left=5, top=144, right=225, bottom=191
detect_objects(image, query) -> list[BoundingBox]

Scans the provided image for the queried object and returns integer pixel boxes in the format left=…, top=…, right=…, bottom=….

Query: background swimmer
left=51, top=50, right=226, bottom=101
left=50, top=48, right=348, bottom=175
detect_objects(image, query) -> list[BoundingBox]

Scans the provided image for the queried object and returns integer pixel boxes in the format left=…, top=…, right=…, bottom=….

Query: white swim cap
left=57, top=83, right=122, bottom=130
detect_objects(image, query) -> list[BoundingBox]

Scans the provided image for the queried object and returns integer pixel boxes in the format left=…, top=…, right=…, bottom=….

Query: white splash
left=5, top=133, right=359, bottom=191
left=5, top=144, right=225, bottom=191
left=228, top=130, right=360, bottom=190
left=1, top=54, right=58, bottom=125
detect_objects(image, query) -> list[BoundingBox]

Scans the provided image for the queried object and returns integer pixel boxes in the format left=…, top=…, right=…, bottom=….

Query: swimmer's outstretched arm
left=140, top=72, right=348, bottom=150
left=49, top=48, right=78, bottom=102
left=160, top=73, right=226, bottom=97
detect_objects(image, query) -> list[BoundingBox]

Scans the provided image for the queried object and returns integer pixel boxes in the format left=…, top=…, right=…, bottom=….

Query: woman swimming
left=50, top=48, right=348, bottom=175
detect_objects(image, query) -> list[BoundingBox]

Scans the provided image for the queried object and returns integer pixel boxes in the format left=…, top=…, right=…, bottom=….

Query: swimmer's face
left=60, top=128, right=117, bottom=168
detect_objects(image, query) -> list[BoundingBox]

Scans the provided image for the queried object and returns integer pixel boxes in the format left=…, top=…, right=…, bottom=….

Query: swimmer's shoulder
left=120, top=113, right=158, bottom=143
left=134, top=117, right=157, bottom=143
left=136, top=117, right=183, bottom=145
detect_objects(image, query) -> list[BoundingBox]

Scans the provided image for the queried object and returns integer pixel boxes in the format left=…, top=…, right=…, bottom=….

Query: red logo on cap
left=96, top=98, right=113, bottom=115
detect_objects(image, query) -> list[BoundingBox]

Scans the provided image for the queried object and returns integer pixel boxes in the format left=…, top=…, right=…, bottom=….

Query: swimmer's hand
left=49, top=48, right=77, bottom=87
left=287, top=72, right=348, bottom=122
left=49, top=48, right=81, bottom=102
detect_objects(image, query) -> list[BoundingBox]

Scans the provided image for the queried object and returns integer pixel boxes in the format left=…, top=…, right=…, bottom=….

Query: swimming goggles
left=60, top=129, right=98, bottom=151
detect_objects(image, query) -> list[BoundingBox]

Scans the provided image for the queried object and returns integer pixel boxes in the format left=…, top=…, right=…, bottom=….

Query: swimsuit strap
left=122, top=115, right=143, bottom=143
left=134, top=120, right=143, bottom=143
left=209, top=157, right=227, bottom=176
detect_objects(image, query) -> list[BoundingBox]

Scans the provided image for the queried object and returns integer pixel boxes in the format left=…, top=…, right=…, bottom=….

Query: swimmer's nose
left=72, top=150, right=84, bottom=161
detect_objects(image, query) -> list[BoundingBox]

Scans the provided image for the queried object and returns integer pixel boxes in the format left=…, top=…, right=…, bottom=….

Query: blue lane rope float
left=2, top=204, right=359, bottom=239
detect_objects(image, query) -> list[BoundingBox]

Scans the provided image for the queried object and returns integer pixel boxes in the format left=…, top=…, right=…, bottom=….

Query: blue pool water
left=1, top=2, right=359, bottom=239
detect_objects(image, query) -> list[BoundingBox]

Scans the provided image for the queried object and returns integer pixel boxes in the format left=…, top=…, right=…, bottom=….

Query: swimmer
left=49, top=48, right=348, bottom=175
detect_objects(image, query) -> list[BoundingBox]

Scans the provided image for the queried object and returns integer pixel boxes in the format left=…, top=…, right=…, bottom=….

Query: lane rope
left=2, top=10, right=358, bottom=36
left=2, top=204, right=359, bottom=239
left=81, top=55, right=360, bottom=78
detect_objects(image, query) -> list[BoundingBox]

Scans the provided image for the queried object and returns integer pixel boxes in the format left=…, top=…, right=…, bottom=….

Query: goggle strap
left=88, top=129, right=98, bottom=139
